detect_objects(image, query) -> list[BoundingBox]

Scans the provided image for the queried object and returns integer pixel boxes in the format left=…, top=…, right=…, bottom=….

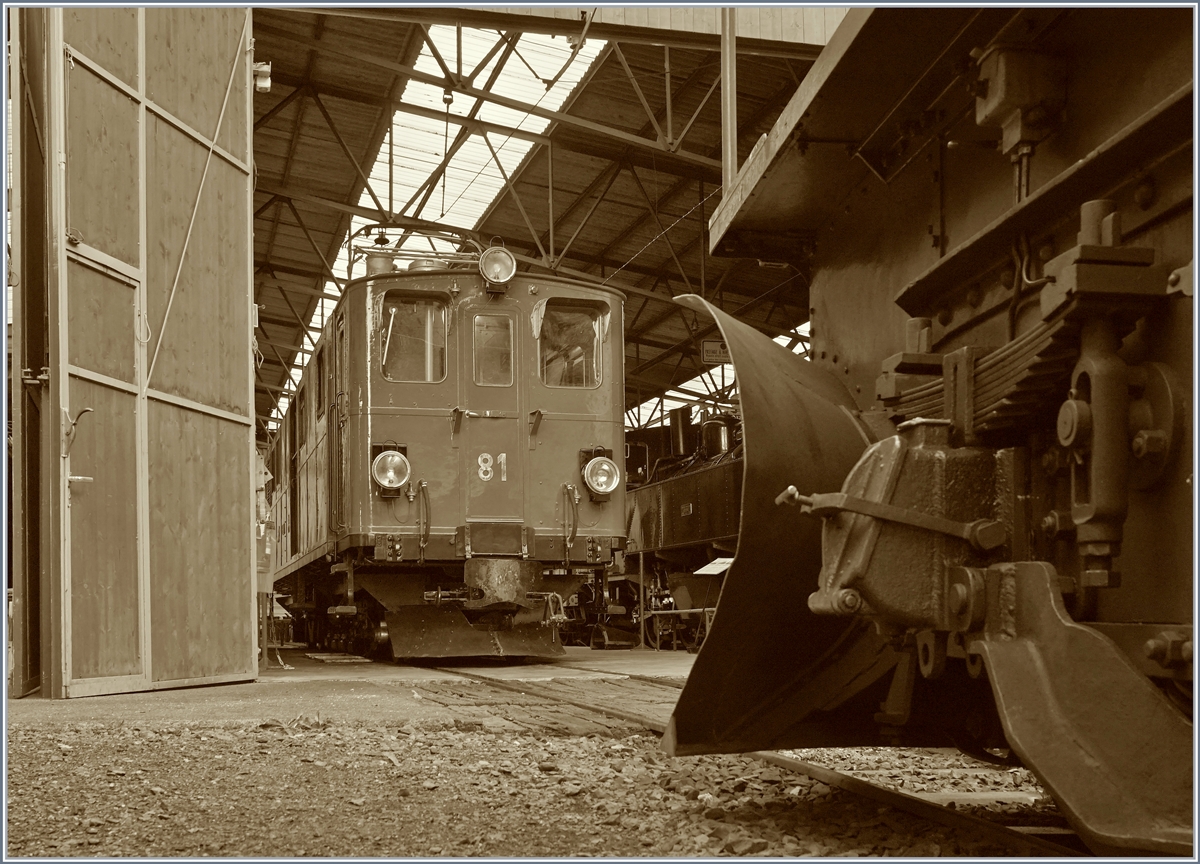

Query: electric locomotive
left=665, top=7, right=1192, bottom=856
left=267, top=230, right=626, bottom=658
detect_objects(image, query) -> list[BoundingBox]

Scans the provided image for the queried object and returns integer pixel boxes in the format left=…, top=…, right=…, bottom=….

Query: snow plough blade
left=662, top=297, right=898, bottom=756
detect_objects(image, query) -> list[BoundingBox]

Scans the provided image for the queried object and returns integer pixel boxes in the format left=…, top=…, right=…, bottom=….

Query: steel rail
left=440, top=664, right=1085, bottom=857
left=752, top=750, right=1083, bottom=858
left=435, top=668, right=669, bottom=733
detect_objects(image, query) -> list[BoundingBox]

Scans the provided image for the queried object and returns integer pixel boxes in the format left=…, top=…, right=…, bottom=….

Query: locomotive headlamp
left=371, top=450, right=411, bottom=491
left=582, top=456, right=620, bottom=496
left=479, top=246, right=517, bottom=285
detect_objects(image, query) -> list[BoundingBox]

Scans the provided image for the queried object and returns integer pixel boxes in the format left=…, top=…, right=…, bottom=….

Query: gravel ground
left=8, top=714, right=1049, bottom=857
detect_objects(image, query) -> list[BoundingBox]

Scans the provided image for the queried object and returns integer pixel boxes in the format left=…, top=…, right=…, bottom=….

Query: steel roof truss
left=612, top=43, right=665, bottom=145
left=400, top=33, right=518, bottom=223
left=418, top=23, right=460, bottom=87
left=309, top=89, right=387, bottom=217
left=253, top=80, right=309, bottom=132
left=254, top=22, right=721, bottom=172
left=624, top=159, right=694, bottom=293
left=284, top=198, right=346, bottom=287
left=482, top=132, right=547, bottom=261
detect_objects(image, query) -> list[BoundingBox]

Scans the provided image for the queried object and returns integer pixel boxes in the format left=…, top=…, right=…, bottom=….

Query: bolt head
left=1057, top=399, right=1091, bottom=448
left=949, top=583, right=969, bottom=616
left=835, top=588, right=862, bottom=613
left=1132, top=429, right=1167, bottom=458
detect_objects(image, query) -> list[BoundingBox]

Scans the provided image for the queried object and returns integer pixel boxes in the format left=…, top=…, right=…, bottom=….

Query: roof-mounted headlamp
left=479, top=245, right=517, bottom=289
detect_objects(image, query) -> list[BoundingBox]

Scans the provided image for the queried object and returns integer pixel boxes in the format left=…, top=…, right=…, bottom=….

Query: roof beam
left=254, top=21, right=722, bottom=173
left=288, top=7, right=826, bottom=60
left=630, top=276, right=802, bottom=377
left=257, top=182, right=477, bottom=239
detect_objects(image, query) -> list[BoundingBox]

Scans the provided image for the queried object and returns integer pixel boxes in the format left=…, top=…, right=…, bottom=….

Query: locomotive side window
left=538, top=300, right=601, bottom=388
left=380, top=292, right=447, bottom=383
left=473, top=315, right=513, bottom=387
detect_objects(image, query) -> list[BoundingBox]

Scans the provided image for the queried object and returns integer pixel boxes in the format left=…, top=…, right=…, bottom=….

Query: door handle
left=62, top=407, right=93, bottom=457
left=529, top=409, right=543, bottom=450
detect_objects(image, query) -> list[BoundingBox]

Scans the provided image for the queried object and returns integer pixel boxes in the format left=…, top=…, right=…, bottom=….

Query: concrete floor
left=260, top=644, right=696, bottom=684
left=7, top=645, right=695, bottom=726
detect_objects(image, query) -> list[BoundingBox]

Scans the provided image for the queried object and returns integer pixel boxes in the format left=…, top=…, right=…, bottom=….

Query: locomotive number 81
left=267, top=228, right=626, bottom=658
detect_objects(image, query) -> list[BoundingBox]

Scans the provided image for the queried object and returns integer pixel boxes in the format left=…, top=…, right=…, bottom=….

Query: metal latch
left=21, top=367, right=49, bottom=387
left=776, top=486, right=1007, bottom=552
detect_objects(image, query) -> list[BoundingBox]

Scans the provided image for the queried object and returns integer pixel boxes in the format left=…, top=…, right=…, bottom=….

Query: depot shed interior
left=8, top=6, right=843, bottom=699
left=249, top=7, right=842, bottom=438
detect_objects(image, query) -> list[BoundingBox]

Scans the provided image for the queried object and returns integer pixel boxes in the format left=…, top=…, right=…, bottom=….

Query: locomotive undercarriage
left=280, top=554, right=592, bottom=660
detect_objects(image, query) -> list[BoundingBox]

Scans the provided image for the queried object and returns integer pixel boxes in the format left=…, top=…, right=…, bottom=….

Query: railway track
left=436, top=664, right=1087, bottom=857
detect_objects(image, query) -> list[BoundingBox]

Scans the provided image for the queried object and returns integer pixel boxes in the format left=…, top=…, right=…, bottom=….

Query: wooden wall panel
left=803, top=7, right=826, bottom=46
left=67, top=378, right=141, bottom=679
left=66, top=261, right=135, bottom=384
left=148, top=402, right=253, bottom=682
left=146, top=116, right=250, bottom=414
left=489, top=6, right=845, bottom=45
left=14, top=7, right=255, bottom=698
left=825, top=9, right=850, bottom=41
left=66, top=64, right=139, bottom=267
left=63, top=8, right=138, bottom=87
left=144, top=8, right=248, bottom=161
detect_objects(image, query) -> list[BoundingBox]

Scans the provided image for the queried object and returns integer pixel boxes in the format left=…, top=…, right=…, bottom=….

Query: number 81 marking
left=477, top=452, right=507, bottom=481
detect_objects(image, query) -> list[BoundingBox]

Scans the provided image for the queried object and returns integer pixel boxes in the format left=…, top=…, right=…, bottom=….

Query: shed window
left=380, top=292, right=446, bottom=383
left=538, top=301, right=601, bottom=388
left=473, top=315, right=513, bottom=386
left=314, top=349, right=326, bottom=416
left=296, top=386, right=308, bottom=443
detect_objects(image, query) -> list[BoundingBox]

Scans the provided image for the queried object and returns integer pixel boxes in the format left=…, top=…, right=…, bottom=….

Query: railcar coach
left=267, top=230, right=626, bottom=658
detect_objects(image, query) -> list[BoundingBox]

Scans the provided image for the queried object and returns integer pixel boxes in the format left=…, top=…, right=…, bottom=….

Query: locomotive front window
left=538, top=301, right=601, bottom=388
left=473, top=315, right=513, bottom=386
left=380, top=293, right=447, bottom=383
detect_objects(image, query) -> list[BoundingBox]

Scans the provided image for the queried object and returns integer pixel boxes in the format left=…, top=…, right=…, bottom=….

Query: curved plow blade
left=664, top=297, right=899, bottom=756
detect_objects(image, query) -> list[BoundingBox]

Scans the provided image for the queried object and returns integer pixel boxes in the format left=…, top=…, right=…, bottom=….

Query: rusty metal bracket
left=776, top=486, right=1007, bottom=551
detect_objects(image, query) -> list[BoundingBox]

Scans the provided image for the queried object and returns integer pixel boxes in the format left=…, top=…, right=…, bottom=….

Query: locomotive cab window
left=380, top=292, right=447, bottom=383
left=538, top=299, right=602, bottom=388
left=473, top=314, right=513, bottom=386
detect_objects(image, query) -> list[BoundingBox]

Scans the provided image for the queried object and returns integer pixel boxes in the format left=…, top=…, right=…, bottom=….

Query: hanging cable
left=441, top=90, right=453, bottom=217
left=1007, top=232, right=1055, bottom=340
left=601, top=185, right=724, bottom=286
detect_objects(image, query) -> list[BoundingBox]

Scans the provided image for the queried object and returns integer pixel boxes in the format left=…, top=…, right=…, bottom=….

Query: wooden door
left=10, top=8, right=256, bottom=697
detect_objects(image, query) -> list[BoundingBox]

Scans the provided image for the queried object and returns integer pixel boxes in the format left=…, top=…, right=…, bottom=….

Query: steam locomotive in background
left=266, top=230, right=626, bottom=658
left=619, top=407, right=742, bottom=651
left=666, top=7, right=1193, bottom=856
